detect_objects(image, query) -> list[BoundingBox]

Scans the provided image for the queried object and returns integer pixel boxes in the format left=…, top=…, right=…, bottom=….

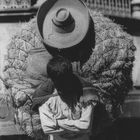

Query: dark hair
left=47, top=55, right=83, bottom=110
left=47, top=55, right=72, bottom=81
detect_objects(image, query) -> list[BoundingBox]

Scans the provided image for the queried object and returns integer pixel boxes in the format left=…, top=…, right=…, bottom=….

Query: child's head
left=47, top=55, right=83, bottom=109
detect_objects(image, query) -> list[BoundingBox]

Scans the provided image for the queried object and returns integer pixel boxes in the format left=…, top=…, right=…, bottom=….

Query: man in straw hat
left=31, top=0, right=96, bottom=112
left=32, top=1, right=97, bottom=139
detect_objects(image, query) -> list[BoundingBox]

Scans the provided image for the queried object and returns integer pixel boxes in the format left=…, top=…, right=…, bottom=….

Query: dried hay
left=3, top=10, right=135, bottom=137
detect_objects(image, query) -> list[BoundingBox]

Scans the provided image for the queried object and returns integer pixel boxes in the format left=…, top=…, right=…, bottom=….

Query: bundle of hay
left=3, top=10, right=135, bottom=138
left=82, top=10, right=135, bottom=108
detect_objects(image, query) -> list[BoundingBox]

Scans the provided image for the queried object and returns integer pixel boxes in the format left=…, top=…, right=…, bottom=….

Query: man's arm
left=39, top=98, right=64, bottom=134
left=57, top=104, right=94, bottom=132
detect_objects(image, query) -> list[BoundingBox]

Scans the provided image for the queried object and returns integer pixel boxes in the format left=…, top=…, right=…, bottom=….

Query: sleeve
left=57, top=104, right=94, bottom=132
left=39, top=98, right=64, bottom=134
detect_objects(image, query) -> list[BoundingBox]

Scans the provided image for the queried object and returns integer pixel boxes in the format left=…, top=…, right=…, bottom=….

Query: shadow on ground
left=93, top=117, right=140, bottom=140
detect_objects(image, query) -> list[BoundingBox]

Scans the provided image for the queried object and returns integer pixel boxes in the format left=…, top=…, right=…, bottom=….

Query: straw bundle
left=3, top=10, right=135, bottom=138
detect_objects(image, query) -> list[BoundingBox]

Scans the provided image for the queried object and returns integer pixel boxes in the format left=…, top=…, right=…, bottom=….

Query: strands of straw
left=3, top=10, right=135, bottom=138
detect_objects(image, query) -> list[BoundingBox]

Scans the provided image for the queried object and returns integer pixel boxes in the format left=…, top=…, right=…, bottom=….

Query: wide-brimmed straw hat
left=37, top=0, right=95, bottom=62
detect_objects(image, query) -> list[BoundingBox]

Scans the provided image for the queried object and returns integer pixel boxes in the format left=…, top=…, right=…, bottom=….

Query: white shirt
left=39, top=90, right=95, bottom=140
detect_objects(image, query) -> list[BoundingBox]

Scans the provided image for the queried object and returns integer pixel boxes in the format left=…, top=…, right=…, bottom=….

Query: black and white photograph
left=0, top=0, right=139, bottom=140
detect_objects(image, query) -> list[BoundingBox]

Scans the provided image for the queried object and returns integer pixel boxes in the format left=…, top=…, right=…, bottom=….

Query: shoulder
left=46, top=93, right=60, bottom=105
left=80, top=87, right=99, bottom=105
left=40, top=90, right=60, bottom=110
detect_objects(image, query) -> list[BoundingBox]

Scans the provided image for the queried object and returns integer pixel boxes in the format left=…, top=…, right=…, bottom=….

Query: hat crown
left=52, top=8, right=75, bottom=33
left=55, top=8, right=69, bottom=23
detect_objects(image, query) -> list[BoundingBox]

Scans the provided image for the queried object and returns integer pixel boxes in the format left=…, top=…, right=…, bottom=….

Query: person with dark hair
left=39, top=56, right=98, bottom=140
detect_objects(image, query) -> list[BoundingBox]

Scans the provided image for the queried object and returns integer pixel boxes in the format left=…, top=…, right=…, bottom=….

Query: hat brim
left=37, top=0, right=90, bottom=49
